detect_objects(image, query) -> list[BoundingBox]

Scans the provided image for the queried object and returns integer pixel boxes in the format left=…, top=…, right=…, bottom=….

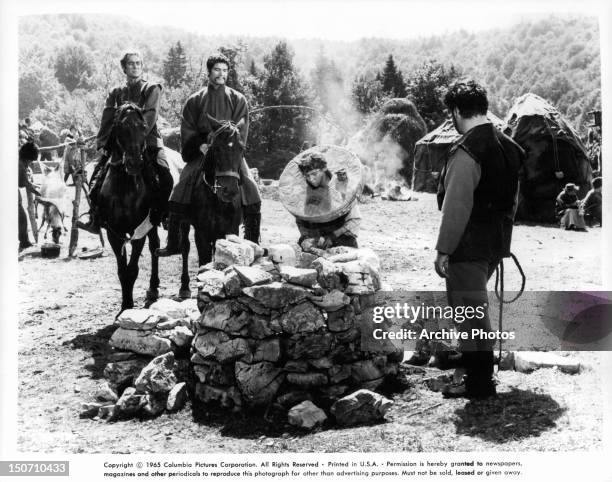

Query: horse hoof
left=145, top=290, right=159, bottom=307
left=178, top=289, right=192, bottom=300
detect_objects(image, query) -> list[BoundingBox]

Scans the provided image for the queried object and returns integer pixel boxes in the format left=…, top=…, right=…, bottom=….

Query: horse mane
left=203, top=145, right=216, bottom=185
left=113, top=102, right=144, bottom=125
left=202, top=121, right=242, bottom=185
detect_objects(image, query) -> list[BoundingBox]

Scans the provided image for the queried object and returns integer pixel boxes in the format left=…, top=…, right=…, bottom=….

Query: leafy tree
left=546, top=74, right=572, bottom=105
left=19, top=47, right=63, bottom=118
left=32, top=88, right=102, bottom=137
left=405, top=60, right=459, bottom=130
left=54, top=41, right=94, bottom=92
left=258, top=42, right=313, bottom=153
left=310, top=48, right=344, bottom=114
left=381, top=55, right=406, bottom=97
left=161, top=84, right=195, bottom=127
left=501, top=52, right=518, bottom=78
left=160, top=54, right=206, bottom=128
left=351, top=74, right=385, bottom=114
left=218, top=43, right=248, bottom=90
left=15, top=14, right=602, bottom=142
left=162, top=41, right=188, bottom=88
left=248, top=59, right=258, bottom=76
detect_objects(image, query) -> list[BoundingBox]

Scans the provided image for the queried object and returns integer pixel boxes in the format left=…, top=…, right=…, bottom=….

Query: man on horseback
left=78, top=50, right=173, bottom=234
left=156, top=53, right=262, bottom=256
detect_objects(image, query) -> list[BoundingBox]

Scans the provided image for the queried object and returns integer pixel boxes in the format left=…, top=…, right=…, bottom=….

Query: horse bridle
left=203, top=120, right=243, bottom=194
left=109, top=104, right=146, bottom=169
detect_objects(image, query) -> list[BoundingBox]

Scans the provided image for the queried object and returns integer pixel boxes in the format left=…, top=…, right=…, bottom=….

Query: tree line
left=18, top=14, right=600, bottom=178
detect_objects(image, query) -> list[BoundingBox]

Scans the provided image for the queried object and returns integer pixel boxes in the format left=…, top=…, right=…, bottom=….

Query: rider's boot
left=243, top=202, right=261, bottom=244
left=155, top=209, right=185, bottom=257
left=77, top=151, right=109, bottom=235
left=151, top=164, right=174, bottom=226
left=87, top=151, right=110, bottom=204
left=77, top=208, right=101, bottom=235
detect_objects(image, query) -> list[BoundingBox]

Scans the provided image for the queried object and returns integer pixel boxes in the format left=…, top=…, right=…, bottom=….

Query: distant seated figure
left=295, top=153, right=361, bottom=253
left=582, top=177, right=602, bottom=227
left=556, top=182, right=587, bottom=231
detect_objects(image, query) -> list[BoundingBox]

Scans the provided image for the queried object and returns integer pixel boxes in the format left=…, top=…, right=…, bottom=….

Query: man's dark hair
left=206, top=53, right=230, bottom=72
left=592, top=177, right=602, bottom=189
left=443, top=79, right=488, bottom=118
left=298, top=153, right=328, bottom=173
left=120, top=50, right=142, bottom=70
left=298, top=153, right=332, bottom=181
left=19, top=142, right=39, bottom=162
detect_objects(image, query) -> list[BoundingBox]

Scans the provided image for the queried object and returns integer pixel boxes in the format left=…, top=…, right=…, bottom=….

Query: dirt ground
left=17, top=192, right=605, bottom=453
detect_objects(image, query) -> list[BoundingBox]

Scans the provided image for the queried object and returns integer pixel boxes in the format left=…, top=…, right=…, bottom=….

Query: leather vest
left=437, top=123, right=524, bottom=261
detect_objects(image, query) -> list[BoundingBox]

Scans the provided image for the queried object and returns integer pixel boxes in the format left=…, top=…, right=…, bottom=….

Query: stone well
left=192, top=235, right=403, bottom=412
left=82, top=235, right=402, bottom=424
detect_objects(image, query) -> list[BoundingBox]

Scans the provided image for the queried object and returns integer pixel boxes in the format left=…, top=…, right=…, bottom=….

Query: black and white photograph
left=2, top=0, right=611, bottom=479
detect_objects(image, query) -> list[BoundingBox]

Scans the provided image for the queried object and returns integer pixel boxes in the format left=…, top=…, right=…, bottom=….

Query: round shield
left=279, top=145, right=363, bottom=223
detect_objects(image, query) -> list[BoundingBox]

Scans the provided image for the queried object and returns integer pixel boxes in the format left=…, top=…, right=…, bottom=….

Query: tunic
left=181, top=84, right=249, bottom=161
left=171, top=84, right=260, bottom=206
left=96, top=78, right=163, bottom=151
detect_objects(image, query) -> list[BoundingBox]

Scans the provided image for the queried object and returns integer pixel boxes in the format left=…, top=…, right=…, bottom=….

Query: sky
left=8, top=0, right=604, bottom=41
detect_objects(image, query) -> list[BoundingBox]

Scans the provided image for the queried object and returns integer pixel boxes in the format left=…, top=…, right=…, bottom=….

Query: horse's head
left=205, top=114, right=245, bottom=203
left=111, top=103, right=148, bottom=176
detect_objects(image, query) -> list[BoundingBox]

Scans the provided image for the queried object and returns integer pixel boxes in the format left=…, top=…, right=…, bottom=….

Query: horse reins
left=109, top=105, right=146, bottom=170
left=202, top=121, right=242, bottom=194
left=493, top=253, right=526, bottom=366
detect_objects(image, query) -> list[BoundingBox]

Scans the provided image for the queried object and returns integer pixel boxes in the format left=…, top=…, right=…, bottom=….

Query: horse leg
left=145, top=227, right=160, bottom=306
left=179, top=223, right=191, bottom=299
left=194, top=226, right=213, bottom=266
left=43, top=208, right=51, bottom=240
left=39, top=217, right=47, bottom=239
left=108, top=232, right=130, bottom=316
left=124, top=238, right=146, bottom=309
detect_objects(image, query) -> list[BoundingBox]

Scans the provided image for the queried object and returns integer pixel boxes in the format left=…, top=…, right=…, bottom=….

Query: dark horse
left=175, top=115, right=244, bottom=298
left=97, top=103, right=165, bottom=313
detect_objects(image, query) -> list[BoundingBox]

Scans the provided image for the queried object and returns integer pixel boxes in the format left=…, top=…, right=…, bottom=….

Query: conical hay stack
left=279, top=145, right=364, bottom=223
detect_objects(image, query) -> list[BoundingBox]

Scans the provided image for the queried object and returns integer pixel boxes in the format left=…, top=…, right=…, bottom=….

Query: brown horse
left=175, top=115, right=244, bottom=298
left=97, top=103, right=164, bottom=313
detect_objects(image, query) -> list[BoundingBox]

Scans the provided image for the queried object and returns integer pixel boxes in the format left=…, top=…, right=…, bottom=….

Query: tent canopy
left=412, top=112, right=504, bottom=193
left=504, top=93, right=592, bottom=223
left=503, top=93, right=588, bottom=159
left=416, top=112, right=504, bottom=147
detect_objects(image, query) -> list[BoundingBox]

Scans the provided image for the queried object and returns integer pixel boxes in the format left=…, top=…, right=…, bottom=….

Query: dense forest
left=18, top=14, right=601, bottom=176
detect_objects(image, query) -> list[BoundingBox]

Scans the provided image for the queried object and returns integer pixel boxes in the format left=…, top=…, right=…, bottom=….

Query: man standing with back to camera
left=434, top=80, right=524, bottom=399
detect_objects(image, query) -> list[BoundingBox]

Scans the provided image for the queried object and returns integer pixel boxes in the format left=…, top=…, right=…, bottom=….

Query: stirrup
left=77, top=220, right=101, bottom=235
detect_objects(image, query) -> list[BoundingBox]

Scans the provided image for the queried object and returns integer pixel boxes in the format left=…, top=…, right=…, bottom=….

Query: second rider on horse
left=156, top=53, right=262, bottom=256
left=79, top=50, right=174, bottom=234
